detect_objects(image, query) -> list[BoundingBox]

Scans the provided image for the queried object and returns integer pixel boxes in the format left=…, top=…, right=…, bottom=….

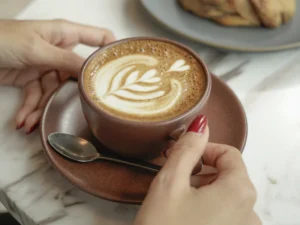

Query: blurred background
left=0, top=0, right=33, bottom=19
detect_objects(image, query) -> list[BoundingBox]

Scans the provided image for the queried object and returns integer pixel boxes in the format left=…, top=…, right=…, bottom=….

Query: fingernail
left=16, top=122, right=25, bottom=130
left=187, top=115, right=207, bottom=134
left=26, top=124, right=39, bottom=135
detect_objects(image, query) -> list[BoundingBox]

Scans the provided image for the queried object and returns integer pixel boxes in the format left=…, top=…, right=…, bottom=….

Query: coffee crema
left=83, top=40, right=206, bottom=121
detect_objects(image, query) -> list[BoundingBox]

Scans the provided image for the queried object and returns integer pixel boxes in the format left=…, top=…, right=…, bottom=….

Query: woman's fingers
left=190, top=173, right=217, bottom=188
left=202, top=142, right=247, bottom=179
left=31, top=40, right=84, bottom=78
left=23, top=110, right=43, bottom=134
left=24, top=71, right=60, bottom=134
left=17, top=71, right=60, bottom=134
left=23, top=20, right=116, bottom=78
left=156, top=115, right=208, bottom=188
left=163, top=140, right=204, bottom=175
left=58, top=71, right=72, bottom=82
left=74, top=25, right=115, bottom=47
left=50, top=19, right=116, bottom=47
left=16, top=80, right=42, bottom=129
left=201, top=143, right=257, bottom=209
left=33, top=19, right=115, bottom=47
left=38, top=71, right=60, bottom=109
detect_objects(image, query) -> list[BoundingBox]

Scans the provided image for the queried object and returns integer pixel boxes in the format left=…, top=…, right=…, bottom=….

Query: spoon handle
left=99, top=156, right=161, bottom=173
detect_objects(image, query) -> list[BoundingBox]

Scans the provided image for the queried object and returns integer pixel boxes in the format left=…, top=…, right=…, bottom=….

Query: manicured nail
left=26, top=124, right=39, bottom=135
left=187, top=115, right=207, bottom=134
left=16, top=122, right=25, bottom=130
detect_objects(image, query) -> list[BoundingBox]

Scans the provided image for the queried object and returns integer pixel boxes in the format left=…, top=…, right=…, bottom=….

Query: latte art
left=84, top=40, right=206, bottom=121
left=168, top=59, right=190, bottom=72
left=94, top=55, right=190, bottom=116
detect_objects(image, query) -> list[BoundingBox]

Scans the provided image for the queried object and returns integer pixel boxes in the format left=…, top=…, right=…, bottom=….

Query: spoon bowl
left=48, top=132, right=100, bottom=162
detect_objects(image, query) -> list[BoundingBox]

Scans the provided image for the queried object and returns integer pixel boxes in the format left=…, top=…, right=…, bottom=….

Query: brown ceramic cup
left=78, top=37, right=211, bottom=160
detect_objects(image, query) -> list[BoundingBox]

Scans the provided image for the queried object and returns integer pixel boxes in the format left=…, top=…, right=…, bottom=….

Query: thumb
left=160, top=115, right=209, bottom=186
left=33, top=40, right=85, bottom=78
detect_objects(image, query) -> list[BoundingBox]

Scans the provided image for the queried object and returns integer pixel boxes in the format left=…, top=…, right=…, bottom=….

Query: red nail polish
left=187, top=115, right=207, bottom=134
left=16, top=122, right=25, bottom=130
left=27, top=124, right=39, bottom=135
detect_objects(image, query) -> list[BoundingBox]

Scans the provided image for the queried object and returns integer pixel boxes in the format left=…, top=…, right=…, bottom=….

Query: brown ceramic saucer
left=40, top=74, right=247, bottom=204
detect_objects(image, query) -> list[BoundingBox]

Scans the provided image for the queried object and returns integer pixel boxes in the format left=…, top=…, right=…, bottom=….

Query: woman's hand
left=135, top=115, right=261, bottom=225
left=0, top=19, right=115, bottom=133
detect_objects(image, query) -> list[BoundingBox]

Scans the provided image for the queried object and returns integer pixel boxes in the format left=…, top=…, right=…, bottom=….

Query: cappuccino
left=84, top=39, right=206, bottom=121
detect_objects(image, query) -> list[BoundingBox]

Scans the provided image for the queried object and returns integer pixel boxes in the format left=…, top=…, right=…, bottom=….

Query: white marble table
left=1, top=0, right=300, bottom=224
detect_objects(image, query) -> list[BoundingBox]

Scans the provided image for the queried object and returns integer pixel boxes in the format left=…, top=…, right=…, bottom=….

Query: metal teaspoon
left=47, top=132, right=161, bottom=173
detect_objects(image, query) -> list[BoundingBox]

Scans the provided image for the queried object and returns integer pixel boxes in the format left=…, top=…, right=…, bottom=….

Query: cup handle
left=167, top=125, right=203, bottom=175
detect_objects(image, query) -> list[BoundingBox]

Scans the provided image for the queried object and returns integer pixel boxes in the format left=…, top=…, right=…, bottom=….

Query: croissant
left=178, top=0, right=296, bottom=28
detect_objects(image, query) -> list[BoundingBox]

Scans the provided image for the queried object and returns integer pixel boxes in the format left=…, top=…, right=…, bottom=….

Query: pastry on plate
left=178, top=0, right=296, bottom=28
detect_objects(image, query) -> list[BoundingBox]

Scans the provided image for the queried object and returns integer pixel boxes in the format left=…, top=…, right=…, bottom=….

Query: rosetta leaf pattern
left=105, top=66, right=162, bottom=100
left=125, top=71, right=139, bottom=85
left=105, top=59, right=190, bottom=101
left=168, top=59, right=190, bottom=72
left=140, top=69, right=157, bottom=80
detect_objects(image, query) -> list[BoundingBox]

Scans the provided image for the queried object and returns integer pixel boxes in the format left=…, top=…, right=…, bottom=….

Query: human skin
left=135, top=115, right=261, bottom=225
left=0, top=19, right=115, bottom=133
left=0, top=20, right=260, bottom=225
